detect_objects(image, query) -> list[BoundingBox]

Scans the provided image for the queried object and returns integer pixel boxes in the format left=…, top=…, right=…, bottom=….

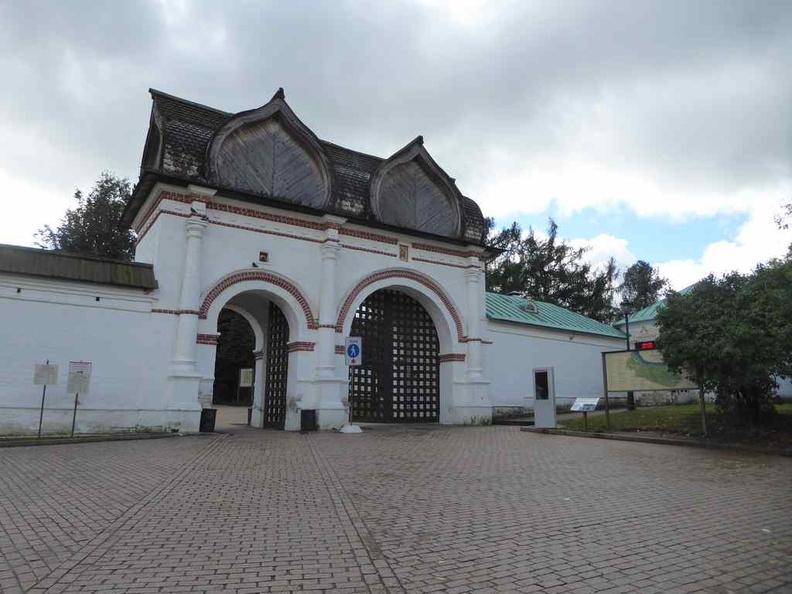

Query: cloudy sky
left=1, top=0, right=790, bottom=289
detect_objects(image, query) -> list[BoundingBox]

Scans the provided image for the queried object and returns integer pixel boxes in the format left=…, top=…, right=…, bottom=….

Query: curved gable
left=370, top=137, right=462, bottom=238
left=206, top=89, right=332, bottom=209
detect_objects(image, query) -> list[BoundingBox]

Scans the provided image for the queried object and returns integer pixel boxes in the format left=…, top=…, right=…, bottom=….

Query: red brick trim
left=287, top=341, right=315, bottom=352
left=412, top=242, right=479, bottom=259
left=317, top=324, right=336, bottom=329
left=137, top=209, right=191, bottom=243
left=412, top=257, right=468, bottom=269
left=341, top=244, right=398, bottom=258
left=151, top=308, right=199, bottom=315
left=199, top=272, right=317, bottom=329
left=196, top=333, right=219, bottom=345
left=336, top=270, right=465, bottom=342
left=134, top=191, right=192, bottom=233
left=208, top=202, right=326, bottom=230
left=438, top=353, right=466, bottom=363
left=253, top=350, right=264, bottom=360
left=209, top=219, right=323, bottom=243
left=335, top=345, right=346, bottom=355
left=339, top=228, right=399, bottom=245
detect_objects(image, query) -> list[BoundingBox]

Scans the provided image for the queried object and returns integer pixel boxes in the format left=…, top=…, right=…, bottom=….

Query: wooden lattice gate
left=349, top=289, right=440, bottom=422
left=263, top=301, right=289, bottom=429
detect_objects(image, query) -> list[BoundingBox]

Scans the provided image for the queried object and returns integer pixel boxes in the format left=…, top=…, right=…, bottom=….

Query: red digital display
left=635, top=341, right=656, bottom=350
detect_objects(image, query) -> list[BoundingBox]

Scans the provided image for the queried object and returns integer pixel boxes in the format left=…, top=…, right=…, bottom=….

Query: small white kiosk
left=532, top=367, right=557, bottom=428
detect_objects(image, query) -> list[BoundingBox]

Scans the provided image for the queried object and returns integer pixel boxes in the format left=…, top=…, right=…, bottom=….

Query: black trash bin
left=199, top=408, right=217, bottom=433
left=300, top=409, right=318, bottom=432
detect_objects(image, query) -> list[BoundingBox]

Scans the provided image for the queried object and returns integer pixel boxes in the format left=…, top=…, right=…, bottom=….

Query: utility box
left=532, top=367, right=557, bottom=428
left=199, top=408, right=217, bottom=433
left=300, top=409, right=318, bottom=432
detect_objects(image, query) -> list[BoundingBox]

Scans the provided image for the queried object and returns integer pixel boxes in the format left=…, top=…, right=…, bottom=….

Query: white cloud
left=571, top=233, right=637, bottom=272
left=657, top=202, right=791, bottom=290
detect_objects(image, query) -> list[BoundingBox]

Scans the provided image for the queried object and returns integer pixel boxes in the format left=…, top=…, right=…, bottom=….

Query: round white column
left=465, top=258, right=485, bottom=381
left=171, top=210, right=208, bottom=373
left=317, top=239, right=340, bottom=377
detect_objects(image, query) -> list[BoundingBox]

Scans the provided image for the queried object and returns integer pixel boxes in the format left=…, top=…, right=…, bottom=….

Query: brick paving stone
left=1, top=425, right=790, bottom=593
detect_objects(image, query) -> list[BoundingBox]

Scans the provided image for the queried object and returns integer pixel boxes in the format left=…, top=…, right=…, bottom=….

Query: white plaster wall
left=0, top=275, right=184, bottom=435
left=486, top=321, right=624, bottom=409
left=0, top=184, right=489, bottom=435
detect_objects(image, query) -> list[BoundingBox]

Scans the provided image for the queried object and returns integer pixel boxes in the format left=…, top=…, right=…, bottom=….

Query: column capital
left=322, top=241, right=341, bottom=259
left=465, top=267, right=482, bottom=283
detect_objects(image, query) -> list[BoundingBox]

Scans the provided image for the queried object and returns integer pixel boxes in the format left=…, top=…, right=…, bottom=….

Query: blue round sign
left=347, top=343, right=360, bottom=358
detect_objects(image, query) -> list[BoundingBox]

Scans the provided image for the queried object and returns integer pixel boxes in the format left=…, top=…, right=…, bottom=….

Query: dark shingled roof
left=0, top=244, right=158, bottom=290
left=128, top=89, right=487, bottom=244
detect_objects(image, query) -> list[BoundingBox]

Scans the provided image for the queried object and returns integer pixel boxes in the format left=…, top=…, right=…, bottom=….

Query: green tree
left=35, top=172, right=135, bottom=261
left=619, top=260, right=668, bottom=311
left=486, top=219, right=619, bottom=322
left=655, top=258, right=792, bottom=423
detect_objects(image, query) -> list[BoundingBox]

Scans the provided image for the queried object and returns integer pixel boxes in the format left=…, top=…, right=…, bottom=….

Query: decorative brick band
left=208, top=202, right=326, bottom=230
left=412, top=257, right=467, bottom=269
left=462, top=337, right=483, bottom=343
left=438, top=353, right=466, bottom=363
left=287, top=341, right=316, bottom=352
left=335, top=345, right=346, bottom=355
left=412, top=242, right=480, bottom=259
left=199, top=271, right=318, bottom=329
left=339, top=228, right=399, bottom=245
left=341, top=244, right=398, bottom=258
left=151, top=308, right=200, bottom=315
left=196, top=333, right=219, bottom=345
left=253, top=350, right=264, bottom=360
left=209, top=219, right=323, bottom=244
left=137, top=209, right=191, bottom=244
left=335, top=270, right=465, bottom=343
left=318, top=324, right=336, bottom=329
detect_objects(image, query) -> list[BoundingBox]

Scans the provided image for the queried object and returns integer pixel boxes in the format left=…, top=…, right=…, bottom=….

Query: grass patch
left=560, top=403, right=792, bottom=448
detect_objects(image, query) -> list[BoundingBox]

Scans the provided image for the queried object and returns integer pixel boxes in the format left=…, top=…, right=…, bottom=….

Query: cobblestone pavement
left=0, top=426, right=789, bottom=593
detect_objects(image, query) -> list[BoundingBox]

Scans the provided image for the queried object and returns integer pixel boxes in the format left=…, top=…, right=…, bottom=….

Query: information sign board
left=34, top=364, right=58, bottom=386
left=239, top=368, right=254, bottom=388
left=345, top=337, right=362, bottom=366
left=67, top=361, right=92, bottom=394
left=604, top=350, right=695, bottom=392
left=571, top=397, right=599, bottom=412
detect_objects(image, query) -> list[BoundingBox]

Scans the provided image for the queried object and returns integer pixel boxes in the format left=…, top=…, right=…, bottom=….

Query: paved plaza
left=0, top=422, right=790, bottom=594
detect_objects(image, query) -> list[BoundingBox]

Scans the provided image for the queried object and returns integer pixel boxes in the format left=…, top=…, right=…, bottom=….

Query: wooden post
left=583, top=410, right=588, bottom=432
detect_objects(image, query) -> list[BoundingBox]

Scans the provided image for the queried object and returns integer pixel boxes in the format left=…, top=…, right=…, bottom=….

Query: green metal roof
left=485, top=292, right=626, bottom=339
left=0, top=244, right=158, bottom=290
left=612, top=285, right=695, bottom=327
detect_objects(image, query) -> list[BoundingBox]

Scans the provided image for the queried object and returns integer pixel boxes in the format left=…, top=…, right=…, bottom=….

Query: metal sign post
left=571, top=398, right=600, bottom=432
left=67, top=362, right=92, bottom=437
left=33, top=360, right=58, bottom=437
left=340, top=338, right=363, bottom=434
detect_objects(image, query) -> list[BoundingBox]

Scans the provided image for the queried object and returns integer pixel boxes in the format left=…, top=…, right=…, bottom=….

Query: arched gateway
left=0, top=87, right=494, bottom=435
left=349, top=289, right=440, bottom=423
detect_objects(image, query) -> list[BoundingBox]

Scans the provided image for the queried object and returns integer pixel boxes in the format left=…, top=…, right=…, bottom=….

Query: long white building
left=0, top=89, right=624, bottom=435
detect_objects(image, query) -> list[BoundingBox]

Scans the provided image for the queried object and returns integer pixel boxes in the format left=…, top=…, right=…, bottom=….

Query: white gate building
left=1, top=89, right=495, bottom=433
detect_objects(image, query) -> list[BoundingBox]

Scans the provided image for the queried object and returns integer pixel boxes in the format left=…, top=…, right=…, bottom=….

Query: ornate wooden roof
left=123, top=89, right=487, bottom=244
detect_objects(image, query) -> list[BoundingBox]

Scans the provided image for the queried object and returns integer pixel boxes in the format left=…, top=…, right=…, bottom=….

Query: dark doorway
left=263, top=301, right=289, bottom=429
left=213, top=309, right=255, bottom=405
left=348, top=289, right=440, bottom=422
